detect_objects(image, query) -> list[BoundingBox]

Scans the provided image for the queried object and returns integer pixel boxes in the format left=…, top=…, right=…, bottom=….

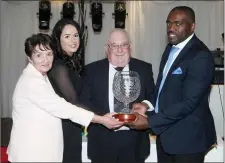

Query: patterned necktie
left=114, top=67, right=124, bottom=113
left=155, top=46, right=179, bottom=113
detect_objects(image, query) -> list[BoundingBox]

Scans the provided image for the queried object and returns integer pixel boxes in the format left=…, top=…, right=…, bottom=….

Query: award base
left=113, top=113, right=136, bottom=123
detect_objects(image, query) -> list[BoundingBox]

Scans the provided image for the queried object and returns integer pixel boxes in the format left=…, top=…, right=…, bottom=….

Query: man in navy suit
left=129, top=6, right=217, bottom=163
left=80, top=29, right=155, bottom=163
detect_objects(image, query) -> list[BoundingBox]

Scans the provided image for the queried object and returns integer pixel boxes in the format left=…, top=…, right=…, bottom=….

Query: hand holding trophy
left=112, top=71, right=141, bottom=124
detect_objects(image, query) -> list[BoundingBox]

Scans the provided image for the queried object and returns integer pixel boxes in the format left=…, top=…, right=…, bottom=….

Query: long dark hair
left=51, top=18, right=83, bottom=71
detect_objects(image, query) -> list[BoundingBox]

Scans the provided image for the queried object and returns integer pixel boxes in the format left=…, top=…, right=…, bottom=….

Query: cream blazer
left=7, top=63, right=94, bottom=162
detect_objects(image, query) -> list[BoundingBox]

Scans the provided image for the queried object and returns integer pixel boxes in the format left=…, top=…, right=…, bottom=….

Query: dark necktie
left=115, top=67, right=124, bottom=71
left=113, top=67, right=125, bottom=113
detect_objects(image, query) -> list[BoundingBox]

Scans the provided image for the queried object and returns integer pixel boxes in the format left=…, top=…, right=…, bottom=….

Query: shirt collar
left=109, top=63, right=129, bottom=69
left=26, top=63, right=47, bottom=80
left=173, top=33, right=194, bottom=49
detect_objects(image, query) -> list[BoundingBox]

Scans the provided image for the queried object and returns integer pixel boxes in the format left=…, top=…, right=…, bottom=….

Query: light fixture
left=37, top=0, right=52, bottom=30
left=90, top=2, right=104, bottom=32
left=112, top=1, right=128, bottom=29
left=61, top=2, right=75, bottom=20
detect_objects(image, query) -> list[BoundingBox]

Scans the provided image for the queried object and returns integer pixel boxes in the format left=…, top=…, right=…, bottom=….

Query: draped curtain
left=1, top=1, right=224, bottom=118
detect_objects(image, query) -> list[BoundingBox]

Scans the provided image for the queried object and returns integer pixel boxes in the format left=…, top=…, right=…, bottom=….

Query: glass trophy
left=112, top=71, right=141, bottom=123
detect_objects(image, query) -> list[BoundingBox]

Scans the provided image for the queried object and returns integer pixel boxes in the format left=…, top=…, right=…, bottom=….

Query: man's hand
left=131, top=102, right=148, bottom=116
left=126, top=112, right=149, bottom=130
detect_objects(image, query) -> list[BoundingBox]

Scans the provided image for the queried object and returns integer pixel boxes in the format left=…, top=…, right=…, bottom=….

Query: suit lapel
left=129, top=58, right=135, bottom=72
left=100, top=59, right=110, bottom=112
left=160, top=45, right=172, bottom=73
left=156, top=45, right=172, bottom=92
left=167, top=36, right=196, bottom=77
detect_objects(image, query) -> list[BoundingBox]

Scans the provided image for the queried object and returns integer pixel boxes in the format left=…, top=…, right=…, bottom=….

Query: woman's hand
left=92, top=113, right=124, bottom=129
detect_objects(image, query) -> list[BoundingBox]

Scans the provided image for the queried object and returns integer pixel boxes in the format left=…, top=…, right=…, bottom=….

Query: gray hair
left=107, top=28, right=131, bottom=44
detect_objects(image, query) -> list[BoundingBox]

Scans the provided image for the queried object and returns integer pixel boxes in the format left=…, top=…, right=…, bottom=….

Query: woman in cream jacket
left=7, top=33, right=123, bottom=162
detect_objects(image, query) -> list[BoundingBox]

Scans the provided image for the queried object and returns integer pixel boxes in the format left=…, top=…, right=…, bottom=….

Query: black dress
left=48, top=57, right=83, bottom=163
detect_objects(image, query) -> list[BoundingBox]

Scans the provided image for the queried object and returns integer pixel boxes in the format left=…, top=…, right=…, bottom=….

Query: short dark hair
left=24, top=33, right=54, bottom=57
left=171, top=6, right=195, bottom=23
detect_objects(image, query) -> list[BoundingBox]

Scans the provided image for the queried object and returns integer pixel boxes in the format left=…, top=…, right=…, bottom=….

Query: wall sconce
left=112, top=1, right=128, bottom=29
left=61, top=2, right=75, bottom=20
left=36, top=0, right=52, bottom=31
left=90, top=2, right=104, bottom=33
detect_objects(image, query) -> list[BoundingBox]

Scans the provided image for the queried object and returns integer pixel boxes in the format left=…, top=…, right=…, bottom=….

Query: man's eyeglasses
left=107, top=43, right=130, bottom=50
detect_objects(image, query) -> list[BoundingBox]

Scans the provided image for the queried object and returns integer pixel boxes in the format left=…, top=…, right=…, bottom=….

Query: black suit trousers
left=156, top=136, right=205, bottom=163
left=91, top=130, right=146, bottom=163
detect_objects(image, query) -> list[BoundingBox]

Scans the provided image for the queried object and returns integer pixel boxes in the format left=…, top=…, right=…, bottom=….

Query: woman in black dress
left=48, top=19, right=84, bottom=163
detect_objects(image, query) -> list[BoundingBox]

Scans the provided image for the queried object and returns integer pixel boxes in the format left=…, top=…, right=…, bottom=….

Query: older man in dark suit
left=80, top=29, right=155, bottom=163
left=129, top=6, right=217, bottom=163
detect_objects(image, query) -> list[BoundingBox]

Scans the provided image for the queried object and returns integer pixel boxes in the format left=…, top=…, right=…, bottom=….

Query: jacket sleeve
left=26, top=77, right=94, bottom=127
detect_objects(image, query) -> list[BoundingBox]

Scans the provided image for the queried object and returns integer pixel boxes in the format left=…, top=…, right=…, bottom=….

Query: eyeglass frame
left=106, top=42, right=131, bottom=50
